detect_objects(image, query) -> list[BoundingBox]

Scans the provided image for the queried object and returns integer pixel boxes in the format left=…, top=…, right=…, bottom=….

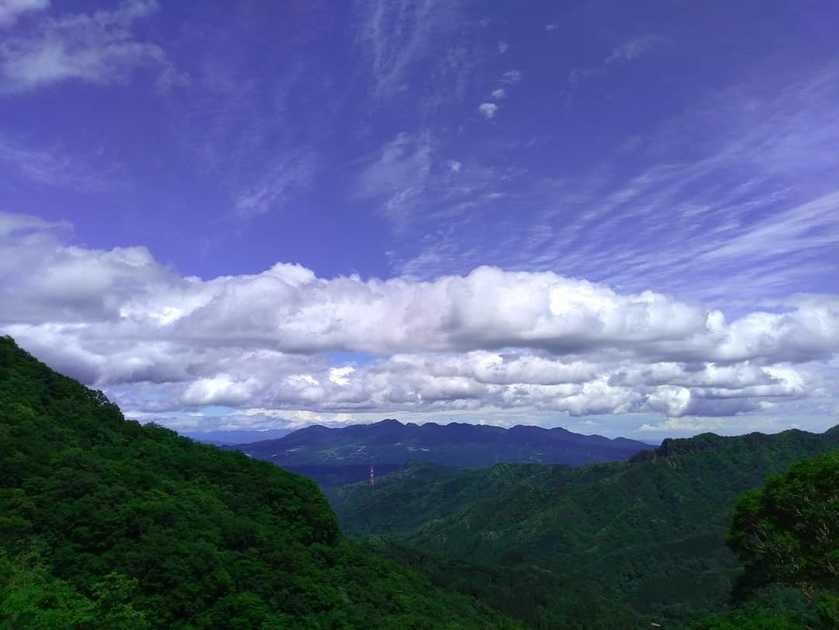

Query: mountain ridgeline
left=234, top=418, right=649, bottom=485
left=328, top=424, right=839, bottom=627
left=0, top=337, right=517, bottom=629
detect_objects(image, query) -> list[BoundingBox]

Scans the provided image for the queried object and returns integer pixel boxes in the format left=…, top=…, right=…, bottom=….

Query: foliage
left=728, top=451, right=839, bottom=595
left=0, top=336, right=518, bottom=629
left=330, top=427, right=839, bottom=627
left=693, top=451, right=839, bottom=629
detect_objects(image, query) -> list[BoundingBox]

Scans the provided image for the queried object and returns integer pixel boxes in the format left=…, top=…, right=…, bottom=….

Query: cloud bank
left=1, top=212, right=836, bottom=434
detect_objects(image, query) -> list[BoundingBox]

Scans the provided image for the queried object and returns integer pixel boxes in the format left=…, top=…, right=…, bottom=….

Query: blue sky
left=1, top=0, right=837, bottom=439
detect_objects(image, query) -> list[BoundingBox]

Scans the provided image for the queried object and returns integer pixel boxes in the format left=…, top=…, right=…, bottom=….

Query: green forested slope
left=0, top=336, right=518, bottom=629
left=330, top=426, right=839, bottom=627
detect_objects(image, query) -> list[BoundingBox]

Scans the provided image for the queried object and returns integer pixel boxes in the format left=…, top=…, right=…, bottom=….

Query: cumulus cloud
left=478, top=102, right=498, bottom=118
left=181, top=375, right=262, bottom=406
left=0, top=0, right=181, bottom=94
left=1, top=212, right=837, bottom=429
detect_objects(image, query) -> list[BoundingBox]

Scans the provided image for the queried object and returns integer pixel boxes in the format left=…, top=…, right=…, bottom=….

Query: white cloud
left=605, top=35, right=664, bottom=65
left=478, top=102, right=498, bottom=119
left=545, top=24, right=558, bottom=32
left=1, top=213, right=837, bottom=432
left=491, top=88, right=506, bottom=100
left=0, top=0, right=48, bottom=28
left=181, top=375, right=261, bottom=406
left=501, top=69, right=521, bottom=84
left=329, top=366, right=355, bottom=386
left=0, top=0, right=180, bottom=94
left=0, top=210, right=66, bottom=236
left=498, top=41, right=508, bottom=54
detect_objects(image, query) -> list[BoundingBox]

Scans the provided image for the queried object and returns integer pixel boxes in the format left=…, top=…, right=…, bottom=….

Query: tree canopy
left=0, top=336, right=517, bottom=629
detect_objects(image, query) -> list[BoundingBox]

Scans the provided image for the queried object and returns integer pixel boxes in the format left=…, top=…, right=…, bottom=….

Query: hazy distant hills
left=328, top=424, right=839, bottom=627
left=181, top=428, right=291, bottom=445
left=233, top=418, right=650, bottom=485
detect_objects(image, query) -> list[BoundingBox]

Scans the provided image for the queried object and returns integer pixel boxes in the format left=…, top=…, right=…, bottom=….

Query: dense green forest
left=0, top=337, right=518, bottom=629
left=329, top=427, right=839, bottom=627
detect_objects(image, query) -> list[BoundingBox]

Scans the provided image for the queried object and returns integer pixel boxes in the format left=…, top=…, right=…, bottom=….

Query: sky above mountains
left=1, top=0, right=837, bottom=439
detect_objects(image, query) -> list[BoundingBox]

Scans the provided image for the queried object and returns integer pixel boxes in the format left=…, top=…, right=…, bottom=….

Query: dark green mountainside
left=0, top=337, right=517, bottom=629
left=329, top=424, right=839, bottom=627
left=235, top=419, right=649, bottom=486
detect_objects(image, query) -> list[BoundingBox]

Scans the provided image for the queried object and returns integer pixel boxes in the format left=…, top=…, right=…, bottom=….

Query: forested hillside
left=0, top=337, right=518, bottom=629
left=330, top=425, right=839, bottom=627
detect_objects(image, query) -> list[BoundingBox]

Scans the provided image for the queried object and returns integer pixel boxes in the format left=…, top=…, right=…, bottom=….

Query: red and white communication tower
left=369, top=464, right=375, bottom=488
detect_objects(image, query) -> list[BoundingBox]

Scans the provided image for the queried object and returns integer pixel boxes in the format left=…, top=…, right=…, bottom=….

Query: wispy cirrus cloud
left=355, top=0, right=462, bottom=101
left=233, top=151, right=318, bottom=219
left=0, top=0, right=49, bottom=28
left=0, top=0, right=183, bottom=94
left=390, top=65, right=839, bottom=306
left=605, top=35, right=665, bottom=65
left=356, top=130, right=510, bottom=232
left=565, top=34, right=663, bottom=104
left=0, top=134, right=117, bottom=191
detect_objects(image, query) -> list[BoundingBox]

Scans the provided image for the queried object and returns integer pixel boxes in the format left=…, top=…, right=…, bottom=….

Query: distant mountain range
left=233, top=418, right=649, bottom=485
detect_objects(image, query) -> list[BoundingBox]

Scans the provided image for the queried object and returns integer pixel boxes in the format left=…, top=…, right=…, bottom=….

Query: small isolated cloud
left=478, top=102, right=498, bottom=119
left=501, top=69, right=522, bottom=84
left=447, top=159, right=462, bottom=173
left=491, top=88, right=506, bottom=100
left=0, top=0, right=181, bottom=94
left=605, top=35, right=664, bottom=65
left=181, top=375, right=262, bottom=407
left=329, top=366, right=355, bottom=386
left=498, top=41, right=508, bottom=54
left=0, top=0, right=48, bottom=27
left=545, top=23, right=558, bottom=32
